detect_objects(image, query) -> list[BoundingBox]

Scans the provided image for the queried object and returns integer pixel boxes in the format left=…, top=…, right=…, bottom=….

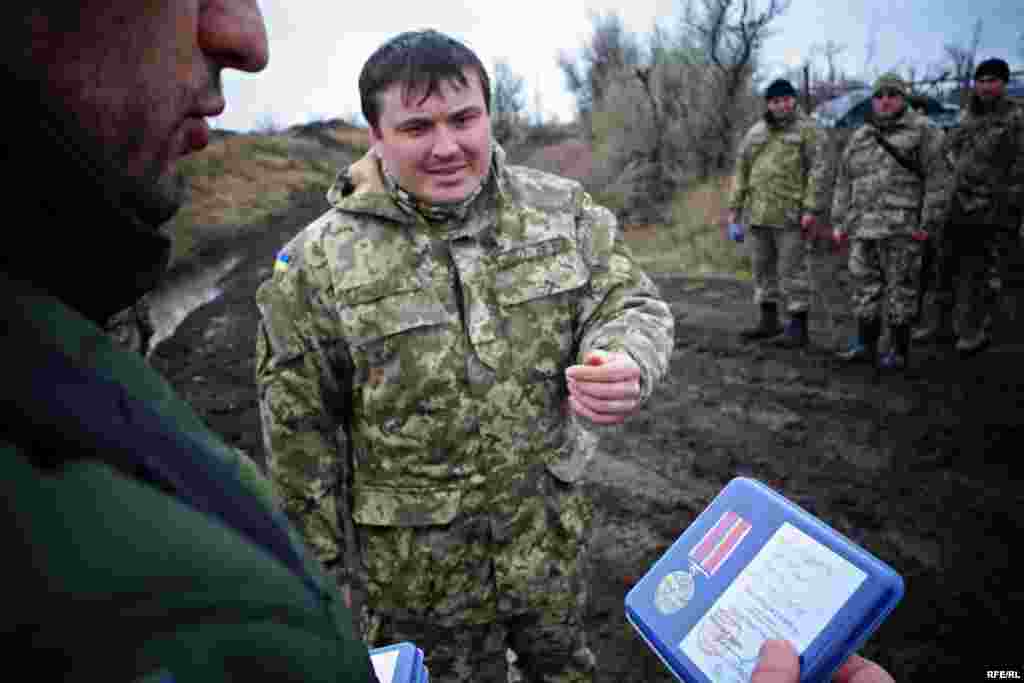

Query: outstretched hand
left=565, top=350, right=643, bottom=425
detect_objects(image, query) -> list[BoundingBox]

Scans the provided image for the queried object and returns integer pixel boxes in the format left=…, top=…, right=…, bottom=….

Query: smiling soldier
left=254, top=29, right=674, bottom=683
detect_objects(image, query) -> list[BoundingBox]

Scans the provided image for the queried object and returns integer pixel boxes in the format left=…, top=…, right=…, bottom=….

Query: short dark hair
left=359, top=29, right=491, bottom=130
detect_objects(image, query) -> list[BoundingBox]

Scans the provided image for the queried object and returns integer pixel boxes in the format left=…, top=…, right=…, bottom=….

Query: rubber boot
left=771, top=311, right=809, bottom=348
left=838, top=318, right=881, bottom=363
left=740, top=302, right=783, bottom=341
left=879, top=324, right=910, bottom=371
left=912, top=295, right=955, bottom=344
left=956, top=328, right=991, bottom=358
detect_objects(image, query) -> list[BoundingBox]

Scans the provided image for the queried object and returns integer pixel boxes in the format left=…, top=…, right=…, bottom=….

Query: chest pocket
left=972, top=121, right=1011, bottom=167
left=334, top=273, right=454, bottom=381
left=470, top=236, right=589, bottom=377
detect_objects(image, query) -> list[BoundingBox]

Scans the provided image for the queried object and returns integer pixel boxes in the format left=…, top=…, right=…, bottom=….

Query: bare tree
left=491, top=58, right=527, bottom=146
left=557, top=12, right=641, bottom=129
left=680, top=0, right=791, bottom=176
left=807, top=39, right=849, bottom=105
left=944, top=18, right=983, bottom=106
left=862, top=11, right=880, bottom=80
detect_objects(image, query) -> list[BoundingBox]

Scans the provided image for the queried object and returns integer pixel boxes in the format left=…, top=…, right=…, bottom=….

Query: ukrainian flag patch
left=274, top=251, right=292, bottom=273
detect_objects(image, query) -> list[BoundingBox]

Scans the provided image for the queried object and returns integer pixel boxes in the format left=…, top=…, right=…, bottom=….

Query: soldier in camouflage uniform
left=832, top=74, right=949, bottom=370
left=914, top=58, right=1024, bottom=356
left=254, top=30, right=674, bottom=683
left=728, top=79, right=823, bottom=348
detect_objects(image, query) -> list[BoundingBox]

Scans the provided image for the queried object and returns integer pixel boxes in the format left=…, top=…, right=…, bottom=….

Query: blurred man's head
left=871, top=73, right=907, bottom=119
left=763, top=79, right=797, bottom=123
left=974, top=58, right=1010, bottom=102
left=360, top=30, right=493, bottom=205
left=12, top=0, right=268, bottom=228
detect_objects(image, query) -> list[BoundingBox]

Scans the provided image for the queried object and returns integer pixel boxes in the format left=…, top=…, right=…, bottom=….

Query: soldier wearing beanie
left=915, top=57, right=1024, bottom=356
left=832, top=72, right=950, bottom=370
left=727, top=78, right=823, bottom=348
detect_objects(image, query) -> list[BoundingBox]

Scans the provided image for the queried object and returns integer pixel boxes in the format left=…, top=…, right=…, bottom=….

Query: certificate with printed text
left=680, top=523, right=867, bottom=683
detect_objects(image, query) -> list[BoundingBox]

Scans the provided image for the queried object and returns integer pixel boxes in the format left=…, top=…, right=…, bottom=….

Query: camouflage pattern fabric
left=848, top=236, right=924, bottom=325
left=748, top=225, right=811, bottom=313
left=930, top=95, right=1024, bottom=336
left=945, top=96, right=1024, bottom=231
left=831, top=109, right=949, bottom=240
left=255, top=145, right=673, bottom=681
left=728, top=111, right=823, bottom=228
left=938, top=223, right=1017, bottom=338
left=361, top=460, right=595, bottom=682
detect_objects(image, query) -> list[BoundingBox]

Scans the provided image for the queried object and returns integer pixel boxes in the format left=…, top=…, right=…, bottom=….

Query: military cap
left=975, top=58, right=1010, bottom=83
left=872, top=73, right=907, bottom=96
left=764, top=78, right=797, bottom=99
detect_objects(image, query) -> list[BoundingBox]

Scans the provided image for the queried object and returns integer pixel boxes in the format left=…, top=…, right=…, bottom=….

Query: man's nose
left=431, top=125, right=459, bottom=157
left=199, top=0, right=270, bottom=73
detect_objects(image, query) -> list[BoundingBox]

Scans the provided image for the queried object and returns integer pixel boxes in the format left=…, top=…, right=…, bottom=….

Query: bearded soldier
left=255, top=29, right=674, bottom=683
left=832, top=73, right=949, bottom=370
left=727, top=78, right=823, bottom=348
left=914, top=58, right=1024, bottom=356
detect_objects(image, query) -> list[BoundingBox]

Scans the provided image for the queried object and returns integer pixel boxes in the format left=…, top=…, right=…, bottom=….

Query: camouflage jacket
left=946, top=96, right=1024, bottom=229
left=832, top=109, right=949, bottom=239
left=254, top=146, right=674, bottom=570
left=728, top=111, right=823, bottom=227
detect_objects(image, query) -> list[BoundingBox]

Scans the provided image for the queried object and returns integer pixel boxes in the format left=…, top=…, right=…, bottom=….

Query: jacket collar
left=328, top=143, right=510, bottom=240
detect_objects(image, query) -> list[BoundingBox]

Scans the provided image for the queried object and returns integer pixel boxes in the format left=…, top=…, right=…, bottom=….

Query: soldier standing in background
left=727, top=79, right=823, bottom=348
left=914, top=58, right=1024, bottom=356
left=255, top=29, right=674, bottom=683
left=832, top=73, right=949, bottom=370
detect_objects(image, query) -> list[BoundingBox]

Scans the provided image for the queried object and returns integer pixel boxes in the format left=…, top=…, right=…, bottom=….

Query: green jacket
left=255, top=147, right=674, bottom=577
left=728, top=111, right=822, bottom=227
left=0, top=273, right=373, bottom=682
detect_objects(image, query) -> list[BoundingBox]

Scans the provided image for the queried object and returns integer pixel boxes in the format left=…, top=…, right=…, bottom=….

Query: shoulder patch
left=273, top=250, right=292, bottom=273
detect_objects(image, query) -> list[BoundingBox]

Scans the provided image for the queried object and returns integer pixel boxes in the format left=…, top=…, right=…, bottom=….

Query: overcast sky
left=213, top=0, right=1022, bottom=132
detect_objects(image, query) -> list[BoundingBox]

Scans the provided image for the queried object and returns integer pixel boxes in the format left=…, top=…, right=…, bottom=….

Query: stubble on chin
left=122, top=159, right=188, bottom=229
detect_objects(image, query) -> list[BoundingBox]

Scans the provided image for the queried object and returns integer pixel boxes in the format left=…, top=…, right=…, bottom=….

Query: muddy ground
left=150, top=189, right=1022, bottom=681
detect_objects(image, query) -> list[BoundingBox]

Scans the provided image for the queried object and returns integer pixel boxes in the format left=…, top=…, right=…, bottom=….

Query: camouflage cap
left=873, top=72, right=907, bottom=95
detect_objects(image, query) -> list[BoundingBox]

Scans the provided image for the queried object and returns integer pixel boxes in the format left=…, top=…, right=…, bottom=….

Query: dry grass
left=161, top=129, right=355, bottom=267
left=624, top=175, right=751, bottom=279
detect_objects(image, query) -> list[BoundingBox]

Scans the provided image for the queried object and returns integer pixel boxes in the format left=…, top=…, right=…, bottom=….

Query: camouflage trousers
left=749, top=225, right=811, bottom=313
left=928, top=222, right=1016, bottom=335
left=848, top=236, right=923, bottom=326
left=356, top=462, right=596, bottom=683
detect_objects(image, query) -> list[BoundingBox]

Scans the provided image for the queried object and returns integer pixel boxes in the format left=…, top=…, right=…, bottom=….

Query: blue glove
left=727, top=222, right=745, bottom=243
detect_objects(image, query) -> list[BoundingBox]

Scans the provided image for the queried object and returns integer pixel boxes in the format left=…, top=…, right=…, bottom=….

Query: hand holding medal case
left=625, top=478, right=903, bottom=683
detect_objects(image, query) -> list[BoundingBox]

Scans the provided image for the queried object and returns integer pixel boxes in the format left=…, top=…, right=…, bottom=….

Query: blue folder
left=625, top=478, right=903, bottom=683
left=369, top=642, right=427, bottom=683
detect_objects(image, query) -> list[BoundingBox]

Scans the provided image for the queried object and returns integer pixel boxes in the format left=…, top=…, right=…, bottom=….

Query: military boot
left=912, top=295, right=955, bottom=344
left=838, top=318, right=881, bottom=363
left=956, top=328, right=991, bottom=358
left=740, top=302, right=783, bottom=341
left=771, top=311, right=809, bottom=348
left=879, top=324, right=911, bottom=371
